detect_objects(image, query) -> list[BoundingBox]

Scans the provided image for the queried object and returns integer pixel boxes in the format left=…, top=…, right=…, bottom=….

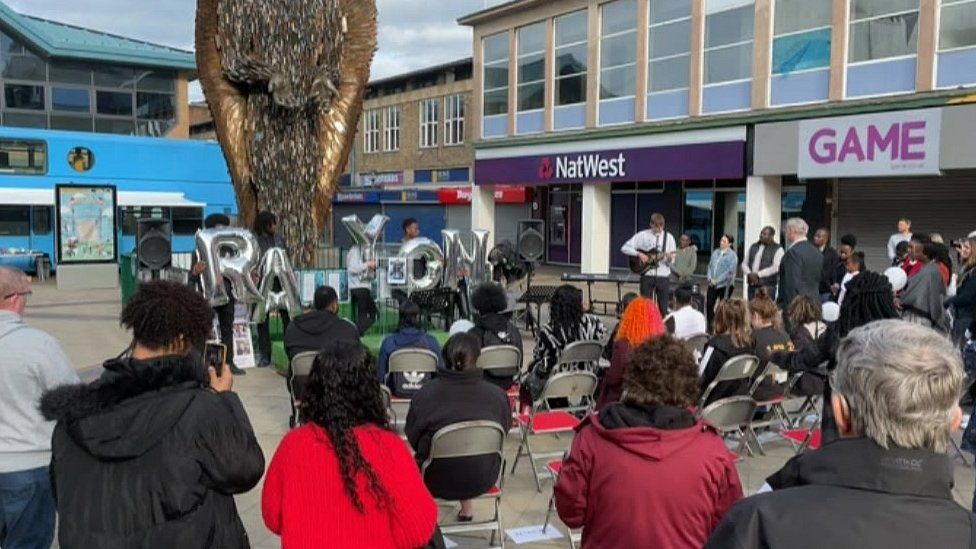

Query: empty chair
left=287, top=351, right=318, bottom=428
left=698, top=354, right=761, bottom=409
left=698, top=395, right=759, bottom=457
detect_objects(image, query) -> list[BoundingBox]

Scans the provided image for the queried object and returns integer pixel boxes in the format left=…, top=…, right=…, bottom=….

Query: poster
left=55, top=184, right=117, bottom=264
left=232, top=304, right=256, bottom=368
left=298, top=269, right=349, bottom=304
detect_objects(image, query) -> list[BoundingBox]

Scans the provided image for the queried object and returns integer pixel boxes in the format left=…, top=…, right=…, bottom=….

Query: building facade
left=460, top=0, right=976, bottom=273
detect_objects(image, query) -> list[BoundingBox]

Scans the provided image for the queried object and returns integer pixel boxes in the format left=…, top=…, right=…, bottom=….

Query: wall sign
left=798, top=108, right=942, bottom=178
left=438, top=185, right=532, bottom=204
left=358, top=171, right=404, bottom=186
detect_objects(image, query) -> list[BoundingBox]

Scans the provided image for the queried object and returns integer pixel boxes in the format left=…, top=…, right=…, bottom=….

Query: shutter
left=445, top=205, right=471, bottom=234
left=495, top=204, right=532, bottom=246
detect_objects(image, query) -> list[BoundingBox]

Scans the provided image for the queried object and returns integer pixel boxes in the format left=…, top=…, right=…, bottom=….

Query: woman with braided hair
left=262, top=340, right=437, bottom=548
left=771, top=271, right=900, bottom=444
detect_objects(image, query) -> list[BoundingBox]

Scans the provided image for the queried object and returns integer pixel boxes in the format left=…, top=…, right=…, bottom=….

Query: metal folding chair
left=556, top=340, right=604, bottom=371
left=477, top=345, right=524, bottom=429
left=747, top=362, right=795, bottom=453
left=698, top=354, right=761, bottom=410
left=385, top=348, right=439, bottom=434
left=288, top=351, right=318, bottom=428
left=683, top=332, right=710, bottom=359
left=511, top=371, right=599, bottom=492
left=421, top=421, right=507, bottom=548
left=699, top=396, right=760, bottom=458
left=543, top=457, right=581, bottom=549
left=780, top=420, right=822, bottom=454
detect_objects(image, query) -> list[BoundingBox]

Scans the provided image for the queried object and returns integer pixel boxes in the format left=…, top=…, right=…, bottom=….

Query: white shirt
left=887, top=232, right=912, bottom=260
left=741, top=244, right=785, bottom=279
left=346, top=246, right=372, bottom=290
left=838, top=271, right=859, bottom=305
left=621, top=229, right=677, bottom=278
left=666, top=305, right=707, bottom=340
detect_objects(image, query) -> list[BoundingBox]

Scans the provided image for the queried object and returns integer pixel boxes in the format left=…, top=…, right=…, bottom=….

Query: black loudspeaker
left=137, top=218, right=172, bottom=271
left=516, top=220, right=545, bottom=263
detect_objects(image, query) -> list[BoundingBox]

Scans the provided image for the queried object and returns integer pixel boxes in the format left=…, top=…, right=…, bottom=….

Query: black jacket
left=40, top=355, right=265, bottom=549
left=283, top=310, right=360, bottom=359
left=777, top=240, right=823, bottom=309
left=405, top=369, right=511, bottom=501
left=699, top=334, right=753, bottom=406
left=469, top=313, right=523, bottom=389
left=706, top=437, right=976, bottom=549
left=819, top=246, right=840, bottom=294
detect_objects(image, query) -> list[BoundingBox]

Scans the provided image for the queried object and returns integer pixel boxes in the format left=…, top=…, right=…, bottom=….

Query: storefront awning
left=0, top=188, right=204, bottom=208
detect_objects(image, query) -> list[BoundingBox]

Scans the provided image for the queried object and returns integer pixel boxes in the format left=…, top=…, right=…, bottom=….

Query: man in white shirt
left=621, top=213, right=677, bottom=317
left=887, top=218, right=913, bottom=261
left=346, top=245, right=377, bottom=335
left=742, top=226, right=785, bottom=300
left=665, top=285, right=707, bottom=339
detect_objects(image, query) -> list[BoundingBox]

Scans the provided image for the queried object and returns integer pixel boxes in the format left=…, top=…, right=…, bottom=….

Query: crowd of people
left=2, top=209, right=976, bottom=549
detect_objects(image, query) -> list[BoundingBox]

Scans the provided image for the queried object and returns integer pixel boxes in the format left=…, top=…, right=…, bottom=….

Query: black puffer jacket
left=40, top=355, right=265, bottom=549
left=469, top=313, right=523, bottom=389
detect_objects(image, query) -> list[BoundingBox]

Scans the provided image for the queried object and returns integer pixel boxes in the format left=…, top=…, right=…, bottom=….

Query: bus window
left=0, top=206, right=30, bottom=236
left=67, top=147, right=95, bottom=172
left=31, top=206, right=51, bottom=235
left=171, top=207, right=203, bottom=235
left=0, top=139, right=46, bottom=175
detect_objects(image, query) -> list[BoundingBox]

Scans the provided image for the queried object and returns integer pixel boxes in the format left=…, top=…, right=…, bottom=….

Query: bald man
left=0, top=267, right=77, bottom=548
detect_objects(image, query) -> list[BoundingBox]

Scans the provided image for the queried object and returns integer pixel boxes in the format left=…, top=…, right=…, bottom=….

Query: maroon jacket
left=555, top=404, right=743, bottom=549
left=595, top=340, right=631, bottom=411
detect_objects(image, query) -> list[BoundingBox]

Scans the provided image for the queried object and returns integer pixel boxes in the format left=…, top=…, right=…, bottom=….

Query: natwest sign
left=550, top=153, right=627, bottom=179
left=798, top=109, right=942, bottom=178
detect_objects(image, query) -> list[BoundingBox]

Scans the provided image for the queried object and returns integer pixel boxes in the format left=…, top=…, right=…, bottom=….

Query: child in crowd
left=838, top=251, right=865, bottom=306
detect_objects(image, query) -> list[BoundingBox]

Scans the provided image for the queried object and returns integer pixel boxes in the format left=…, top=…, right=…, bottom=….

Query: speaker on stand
left=136, top=219, right=172, bottom=280
left=515, top=220, right=547, bottom=334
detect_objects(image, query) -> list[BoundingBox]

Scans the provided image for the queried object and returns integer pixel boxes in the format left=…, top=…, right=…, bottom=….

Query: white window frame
left=482, top=32, right=510, bottom=120
left=599, top=1, right=639, bottom=103
left=702, top=0, right=756, bottom=88
left=554, top=10, right=589, bottom=107
left=363, top=109, right=380, bottom=153
left=517, top=22, right=547, bottom=113
left=444, top=94, right=465, bottom=146
left=647, top=1, right=693, bottom=98
left=420, top=98, right=439, bottom=148
left=847, top=1, right=920, bottom=64
left=382, top=106, right=400, bottom=152
left=771, top=0, right=832, bottom=75
left=938, top=0, right=976, bottom=54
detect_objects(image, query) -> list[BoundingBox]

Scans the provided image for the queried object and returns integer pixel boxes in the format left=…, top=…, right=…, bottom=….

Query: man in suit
left=776, top=218, right=822, bottom=310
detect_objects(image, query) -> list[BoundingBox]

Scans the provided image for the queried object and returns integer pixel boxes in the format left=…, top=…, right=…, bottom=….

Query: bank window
left=420, top=98, right=439, bottom=148
left=648, top=0, right=692, bottom=93
left=517, top=22, right=546, bottom=112
left=444, top=94, right=465, bottom=145
left=383, top=106, right=400, bottom=152
left=4, top=84, right=44, bottom=110
left=600, top=0, right=638, bottom=99
left=0, top=139, right=46, bottom=175
left=773, top=0, right=832, bottom=74
left=32, top=206, right=51, bottom=235
left=704, top=0, right=755, bottom=85
left=555, top=10, right=588, bottom=106
left=483, top=32, right=510, bottom=117
left=940, top=0, right=976, bottom=51
left=363, top=109, right=380, bottom=153
left=683, top=192, right=714, bottom=252
left=849, top=0, right=919, bottom=63
left=172, top=207, right=203, bottom=236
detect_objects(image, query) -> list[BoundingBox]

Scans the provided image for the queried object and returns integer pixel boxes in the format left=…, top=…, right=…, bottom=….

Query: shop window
left=136, top=92, right=175, bottom=120
left=849, top=0, right=919, bottom=63
left=96, top=91, right=133, bottom=116
left=68, top=147, right=95, bottom=172
left=704, top=0, right=755, bottom=85
left=648, top=0, right=692, bottom=92
left=0, top=206, right=29, bottom=236
left=2, top=48, right=45, bottom=81
left=95, top=117, right=135, bottom=135
left=0, top=139, right=46, bottom=175
left=172, top=207, right=204, bottom=235
left=31, top=206, right=51, bottom=235
left=363, top=109, right=380, bottom=153
left=94, top=67, right=136, bottom=89
left=420, top=98, right=439, bottom=148
left=941, top=0, right=976, bottom=50
left=383, top=106, right=400, bottom=152
left=555, top=10, right=588, bottom=106
left=683, top=191, right=714, bottom=252
left=517, top=22, right=546, bottom=112
left=600, top=0, right=638, bottom=100
left=444, top=94, right=465, bottom=145
left=483, top=32, right=510, bottom=117
left=52, top=88, right=91, bottom=113
left=49, top=62, right=92, bottom=86
left=134, top=70, right=176, bottom=93
left=773, top=0, right=832, bottom=74
left=4, top=84, right=44, bottom=110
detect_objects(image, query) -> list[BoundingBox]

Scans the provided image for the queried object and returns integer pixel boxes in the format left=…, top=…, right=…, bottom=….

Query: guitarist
left=621, top=213, right=677, bottom=317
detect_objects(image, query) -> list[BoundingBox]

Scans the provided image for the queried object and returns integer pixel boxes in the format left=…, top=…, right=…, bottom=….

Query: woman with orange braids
left=596, top=297, right=666, bottom=410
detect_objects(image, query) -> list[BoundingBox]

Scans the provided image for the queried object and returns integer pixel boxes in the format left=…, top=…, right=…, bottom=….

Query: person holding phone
left=40, top=281, right=265, bottom=549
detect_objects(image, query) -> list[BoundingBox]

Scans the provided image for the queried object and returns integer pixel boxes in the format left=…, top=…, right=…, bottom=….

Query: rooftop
left=458, top=0, right=541, bottom=26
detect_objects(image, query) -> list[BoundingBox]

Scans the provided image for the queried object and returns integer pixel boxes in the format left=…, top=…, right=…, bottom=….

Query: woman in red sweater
left=262, top=341, right=437, bottom=548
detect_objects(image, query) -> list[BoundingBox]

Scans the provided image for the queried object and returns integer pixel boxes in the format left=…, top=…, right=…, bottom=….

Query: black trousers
left=350, top=288, right=378, bottom=336
left=706, top=285, right=734, bottom=328
left=640, top=276, right=671, bottom=317
left=257, top=309, right=290, bottom=364
left=214, top=300, right=236, bottom=368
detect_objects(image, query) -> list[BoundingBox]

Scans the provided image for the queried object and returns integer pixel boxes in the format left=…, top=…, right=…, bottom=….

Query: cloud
left=7, top=0, right=508, bottom=102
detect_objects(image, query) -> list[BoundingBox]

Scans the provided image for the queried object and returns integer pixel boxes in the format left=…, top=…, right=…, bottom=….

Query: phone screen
left=204, top=342, right=227, bottom=377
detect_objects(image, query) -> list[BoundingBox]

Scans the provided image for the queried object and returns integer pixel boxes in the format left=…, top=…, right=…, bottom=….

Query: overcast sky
left=8, top=0, right=506, bottom=101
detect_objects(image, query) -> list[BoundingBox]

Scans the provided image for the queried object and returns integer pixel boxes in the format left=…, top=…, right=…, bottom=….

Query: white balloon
left=822, top=301, right=841, bottom=323
left=884, top=267, right=908, bottom=293
left=449, top=319, right=475, bottom=336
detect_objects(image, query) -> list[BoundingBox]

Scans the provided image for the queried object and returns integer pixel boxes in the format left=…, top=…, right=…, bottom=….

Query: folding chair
left=556, top=340, right=604, bottom=371
left=477, top=345, right=523, bottom=428
left=287, top=351, right=318, bottom=428
left=683, top=333, right=710, bottom=360
left=542, top=458, right=581, bottom=549
left=699, top=396, right=760, bottom=458
left=511, top=371, right=599, bottom=492
left=698, top=354, right=761, bottom=410
left=747, top=362, right=794, bottom=453
left=780, top=421, right=822, bottom=453
left=783, top=364, right=828, bottom=427
left=421, top=421, right=507, bottom=548
left=386, top=348, right=439, bottom=434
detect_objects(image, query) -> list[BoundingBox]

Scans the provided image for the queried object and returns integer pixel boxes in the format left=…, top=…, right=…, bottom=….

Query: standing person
left=706, top=234, right=739, bottom=327
left=671, top=233, right=699, bottom=284
left=900, top=242, right=949, bottom=332
left=346, top=244, right=378, bottom=335
left=621, top=213, right=678, bottom=317
left=377, top=300, right=442, bottom=397
left=665, top=284, right=708, bottom=339
left=0, top=267, right=78, bottom=549
left=837, top=251, right=865, bottom=306
left=190, top=213, right=245, bottom=375
left=556, top=335, right=743, bottom=548
left=699, top=299, right=753, bottom=406
left=405, top=334, right=511, bottom=523
left=830, top=234, right=857, bottom=301
left=596, top=297, right=666, bottom=410
left=468, top=283, right=523, bottom=390
left=947, top=236, right=976, bottom=343
left=707, top=321, right=972, bottom=549
left=887, top=217, right=913, bottom=261
left=254, top=210, right=290, bottom=368
left=394, top=218, right=424, bottom=305
left=776, top=218, right=823, bottom=311
left=814, top=228, right=840, bottom=303
left=402, top=217, right=420, bottom=243
left=741, top=226, right=784, bottom=300
left=262, top=341, right=438, bottom=548
left=40, top=281, right=265, bottom=549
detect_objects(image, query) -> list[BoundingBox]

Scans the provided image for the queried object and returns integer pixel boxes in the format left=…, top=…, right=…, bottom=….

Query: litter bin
left=34, top=255, right=50, bottom=282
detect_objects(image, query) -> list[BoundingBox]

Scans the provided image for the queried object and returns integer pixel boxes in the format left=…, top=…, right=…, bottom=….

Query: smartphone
left=204, top=342, right=227, bottom=377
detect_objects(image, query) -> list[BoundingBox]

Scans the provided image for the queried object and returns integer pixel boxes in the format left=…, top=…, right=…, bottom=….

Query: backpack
left=387, top=337, right=435, bottom=398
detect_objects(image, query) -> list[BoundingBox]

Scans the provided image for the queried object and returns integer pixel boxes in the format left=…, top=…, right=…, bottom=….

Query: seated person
left=603, top=292, right=639, bottom=361
left=596, top=297, right=665, bottom=411
left=699, top=299, right=754, bottom=406
left=468, top=282, right=523, bottom=390
left=284, top=285, right=359, bottom=359
left=665, top=284, right=707, bottom=339
left=523, top=285, right=606, bottom=405
left=378, top=300, right=442, bottom=398
left=707, top=321, right=972, bottom=549
left=787, top=295, right=826, bottom=351
left=749, top=291, right=794, bottom=401
left=556, top=335, right=743, bottom=548
left=405, top=333, right=511, bottom=522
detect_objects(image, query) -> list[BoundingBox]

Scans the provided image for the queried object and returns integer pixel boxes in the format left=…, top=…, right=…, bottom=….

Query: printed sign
left=798, top=108, right=942, bottom=178
left=55, top=184, right=118, bottom=264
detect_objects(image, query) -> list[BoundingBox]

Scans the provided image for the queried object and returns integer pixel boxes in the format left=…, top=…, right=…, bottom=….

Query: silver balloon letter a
left=195, top=228, right=263, bottom=307
left=341, top=214, right=389, bottom=281
left=252, top=248, right=303, bottom=323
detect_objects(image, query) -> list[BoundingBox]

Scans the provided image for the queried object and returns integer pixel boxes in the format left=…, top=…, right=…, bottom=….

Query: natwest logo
left=538, top=157, right=554, bottom=180
left=553, top=152, right=627, bottom=180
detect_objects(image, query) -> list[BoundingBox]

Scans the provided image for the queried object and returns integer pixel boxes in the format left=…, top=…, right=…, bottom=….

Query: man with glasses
left=0, top=266, right=78, bottom=549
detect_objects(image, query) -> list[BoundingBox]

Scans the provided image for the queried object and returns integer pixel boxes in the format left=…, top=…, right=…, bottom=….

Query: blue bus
left=0, top=127, right=235, bottom=272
